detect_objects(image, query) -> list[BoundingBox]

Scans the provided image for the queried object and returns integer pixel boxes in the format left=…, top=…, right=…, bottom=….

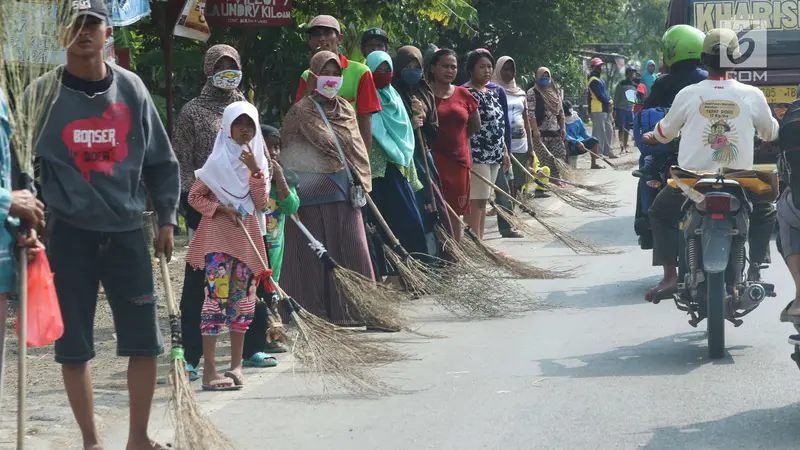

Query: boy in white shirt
left=642, top=28, right=780, bottom=302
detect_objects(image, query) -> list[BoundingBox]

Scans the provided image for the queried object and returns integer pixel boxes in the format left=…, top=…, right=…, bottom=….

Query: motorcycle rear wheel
left=707, top=272, right=726, bottom=359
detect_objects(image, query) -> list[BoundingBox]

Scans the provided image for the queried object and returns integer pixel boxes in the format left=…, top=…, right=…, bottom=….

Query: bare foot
left=126, top=437, right=170, bottom=450
left=645, top=277, right=678, bottom=301
left=787, top=300, right=800, bottom=318
left=85, top=444, right=104, bottom=450
left=202, top=371, right=232, bottom=387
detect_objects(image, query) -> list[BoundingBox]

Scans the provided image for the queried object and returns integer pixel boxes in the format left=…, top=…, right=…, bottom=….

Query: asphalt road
left=106, top=163, right=800, bottom=450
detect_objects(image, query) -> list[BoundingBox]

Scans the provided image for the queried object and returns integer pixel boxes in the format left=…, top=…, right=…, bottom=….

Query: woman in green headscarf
left=364, top=50, right=428, bottom=285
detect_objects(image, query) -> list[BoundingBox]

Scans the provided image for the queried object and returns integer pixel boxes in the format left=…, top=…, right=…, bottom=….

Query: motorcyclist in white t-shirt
left=641, top=28, right=780, bottom=302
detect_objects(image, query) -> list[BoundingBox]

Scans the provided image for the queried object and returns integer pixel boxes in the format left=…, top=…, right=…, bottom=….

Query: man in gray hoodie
left=27, top=1, right=179, bottom=448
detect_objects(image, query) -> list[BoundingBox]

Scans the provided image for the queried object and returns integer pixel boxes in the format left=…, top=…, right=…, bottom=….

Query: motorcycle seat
left=667, top=166, right=777, bottom=199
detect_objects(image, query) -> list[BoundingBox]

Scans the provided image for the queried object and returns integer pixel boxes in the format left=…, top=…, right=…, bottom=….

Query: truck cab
left=668, top=0, right=800, bottom=162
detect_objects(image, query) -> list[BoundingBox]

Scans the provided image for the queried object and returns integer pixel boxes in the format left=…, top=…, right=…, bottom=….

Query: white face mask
left=211, top=70, right=243, bottom=90
left=315, top=75, right=343, bottom=99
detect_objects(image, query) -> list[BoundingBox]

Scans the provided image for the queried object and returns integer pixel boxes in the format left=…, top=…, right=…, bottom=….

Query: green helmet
left=662, top=25, right=706, bottom=68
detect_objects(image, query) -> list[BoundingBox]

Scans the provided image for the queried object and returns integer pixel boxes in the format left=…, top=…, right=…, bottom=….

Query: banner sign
left=110, top=0, right=151, bottom=27
left=174, top=0, right=211, bottom=42
left=1, top=1, right=67, bottom=65
left=693, top=1, right=800, bottom=31
left=204, top=0, right=292, bottom=27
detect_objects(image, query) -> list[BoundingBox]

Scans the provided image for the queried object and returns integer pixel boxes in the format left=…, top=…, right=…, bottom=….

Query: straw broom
left=546, top=175, right=617, bottom=196
left=145, top=214, right=232, bottom=450
left=234, top=219, right=406, bottom=396
left=510, top=156, right=620, bottom=215
left=470, top=169, right=616, bottom=255
left=440, top=200, right=575, bottom=280
left=535, top=140, right=580, bottom=181
left=0, top=4, right=78, bottom=446
left=287, top=214, right=416, bottom=333
left=366, top=193, right=526, bottom=317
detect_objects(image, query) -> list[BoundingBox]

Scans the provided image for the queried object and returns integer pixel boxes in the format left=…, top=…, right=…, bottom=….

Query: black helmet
left=361, top=28, right=389, bottom=45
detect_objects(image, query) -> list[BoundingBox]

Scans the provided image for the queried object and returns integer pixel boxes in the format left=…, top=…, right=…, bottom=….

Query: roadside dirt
left=0, top=234, right=222, bottom=449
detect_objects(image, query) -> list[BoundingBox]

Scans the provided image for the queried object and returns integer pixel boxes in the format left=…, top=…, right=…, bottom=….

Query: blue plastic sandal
left=242, top=352, right=279, bottom=368
left=185, top=363, right=200, bottom=382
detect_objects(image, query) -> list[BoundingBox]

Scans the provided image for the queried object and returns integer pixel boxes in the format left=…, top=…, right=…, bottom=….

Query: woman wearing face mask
left=362, top=51, right=428, bottom=287
left=429, top=49, right=480, bottom=242
left=527, top=67, right=569, bottom=179
left=173, top=44, right=247, bottom=381
left=392, top=45, right=454, bottom=256
left=280, top=51, right=374, bottom=325
left=462, top=49, right=511, bottom=239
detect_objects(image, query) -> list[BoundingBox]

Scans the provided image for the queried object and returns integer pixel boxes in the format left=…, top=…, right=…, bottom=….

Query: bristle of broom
left=486, top=249, right=578, bottom=279
left=535, top=215, right=620, bottom=255
left=615, top=159, right=640, bottom=170
left=553, top=158, right=582, bottom=181
left=331, top=266, right=429, bottom=336
left=547, top=184, right=621, bottom=215
left=287, top=308, right=402, bottom=397
left=169, top=360, right=234, bottom=450
left=490, top=201, right=539, bottom=237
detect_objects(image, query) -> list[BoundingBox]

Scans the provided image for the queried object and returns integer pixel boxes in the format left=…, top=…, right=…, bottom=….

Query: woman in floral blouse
left=462, top=49, right=510, bottom=239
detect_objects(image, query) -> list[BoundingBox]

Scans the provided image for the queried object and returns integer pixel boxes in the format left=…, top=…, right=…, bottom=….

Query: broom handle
left=364, top=194, right=404, bottom=251
left=415, top=127, right=438, bottom=214
left=584, top=147, right=618, bottom=169
left=17, top=248, right=27, bottom=450
left=439, top=199, right=483, bottom=242
left=289, top=215, right=325, bottom=250
left=470, top=168, right=536, bottom=214
left=147, top=215, right=178, bottom=317
left=234, top=218, right=307, bottom=316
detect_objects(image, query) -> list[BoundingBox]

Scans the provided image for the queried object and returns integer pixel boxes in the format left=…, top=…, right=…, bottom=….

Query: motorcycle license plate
left=759, top=85, right=797, bottom=104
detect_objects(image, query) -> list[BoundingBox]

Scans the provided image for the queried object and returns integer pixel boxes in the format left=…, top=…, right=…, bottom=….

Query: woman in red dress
left=429, top=49, right=481, bottom=241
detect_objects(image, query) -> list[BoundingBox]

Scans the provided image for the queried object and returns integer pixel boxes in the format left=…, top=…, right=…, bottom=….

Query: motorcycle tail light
left=703, top=194, right=733, bottom=213
left=647, top=180, right=662, bottom=188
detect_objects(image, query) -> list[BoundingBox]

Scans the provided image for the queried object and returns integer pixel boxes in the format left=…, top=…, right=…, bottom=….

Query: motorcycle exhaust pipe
left=737, top=284, right=767, bottom=311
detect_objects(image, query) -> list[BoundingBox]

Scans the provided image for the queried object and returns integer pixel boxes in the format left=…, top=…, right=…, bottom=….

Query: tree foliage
left=599, top=0, right=669, bottom=67
left=117, top=0, right=659, bottom=124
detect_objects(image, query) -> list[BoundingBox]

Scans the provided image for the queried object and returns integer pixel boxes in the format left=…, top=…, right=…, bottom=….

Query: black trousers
left=649, top=186, right=775, bottom=267
left=181, top=233, right=273, bottom=367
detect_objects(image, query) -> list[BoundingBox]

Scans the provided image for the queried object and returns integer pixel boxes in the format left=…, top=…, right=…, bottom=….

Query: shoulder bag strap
left=310, top=98, right=357, bottom=186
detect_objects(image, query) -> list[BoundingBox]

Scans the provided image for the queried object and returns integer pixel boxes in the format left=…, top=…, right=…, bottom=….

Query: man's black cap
left=67, top=0, right=110, bottom=24
left=361, top=28, right=389, bottom=44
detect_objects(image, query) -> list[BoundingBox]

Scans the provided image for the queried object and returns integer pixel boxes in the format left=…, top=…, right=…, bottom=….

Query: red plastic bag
left=16, top=248, right=64, bottom=347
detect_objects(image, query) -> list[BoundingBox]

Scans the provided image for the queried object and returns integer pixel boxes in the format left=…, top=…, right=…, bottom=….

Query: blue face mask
left=539, top=77, right=551, bottom=86
left=401, top=68, right=424, bottom=85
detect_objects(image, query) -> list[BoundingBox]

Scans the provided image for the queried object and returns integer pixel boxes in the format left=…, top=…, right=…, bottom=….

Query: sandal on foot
left=243, top=352, right=279, bottom=368
left=264, top=341, right=288, bottom=354
left=185, top=363, right=200, bottom=382
left=201, top=378, right=241, bottom=391
left=224, top=371, right=245, bottom=386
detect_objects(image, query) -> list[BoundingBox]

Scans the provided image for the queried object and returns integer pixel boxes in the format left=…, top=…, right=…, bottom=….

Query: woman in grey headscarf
left=173, top=44, right=247, bottom=379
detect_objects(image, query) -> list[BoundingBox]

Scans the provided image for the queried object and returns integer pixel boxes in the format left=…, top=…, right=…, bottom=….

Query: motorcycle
left=669, top=169, right=776, bottom=359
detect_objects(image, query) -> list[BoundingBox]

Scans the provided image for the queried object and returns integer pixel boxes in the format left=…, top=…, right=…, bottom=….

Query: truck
left=667, top=0, right=800, bottom=162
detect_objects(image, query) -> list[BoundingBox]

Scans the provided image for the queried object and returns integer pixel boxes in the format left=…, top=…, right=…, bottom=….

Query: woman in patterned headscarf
left=280, top=51, right=374, bottom=326
left=173, top=44, right=248, bottom=379
left=527, top=67, right=568, bottom=181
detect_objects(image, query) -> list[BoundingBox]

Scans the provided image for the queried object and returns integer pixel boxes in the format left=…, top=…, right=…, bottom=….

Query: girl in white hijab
left=185, top=101, right=272, bottom=390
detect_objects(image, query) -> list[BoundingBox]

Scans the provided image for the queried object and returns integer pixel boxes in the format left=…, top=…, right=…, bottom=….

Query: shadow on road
left=541, top=215, right=638, bottom=250
left=640, top=403, right=800, bottom=449
left=544, top=276, right=659, bottom=308
left=534, top=332, right=748, bottom=378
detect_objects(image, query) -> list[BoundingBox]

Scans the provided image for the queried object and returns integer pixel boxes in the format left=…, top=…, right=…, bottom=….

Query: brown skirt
left=280, top=200, right=375, bottom=326
left=534, top=136, right=567, bottom=179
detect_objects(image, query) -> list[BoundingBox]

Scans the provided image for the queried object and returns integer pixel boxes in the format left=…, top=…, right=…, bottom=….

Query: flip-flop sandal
left=201, top=378, right=241, bottom=391
left=645, top=286, right=677, bottom=303
left=151, top=441, right=172, bottom=449
left=243, top=352, right=279, bottom=368
left=264, top=341, right=288, bottom=354
left=789, top=334, right=800, bottom=346
left=224, top=371, right=245, bottom=386
left=185, top=363, right=200, bottom=382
